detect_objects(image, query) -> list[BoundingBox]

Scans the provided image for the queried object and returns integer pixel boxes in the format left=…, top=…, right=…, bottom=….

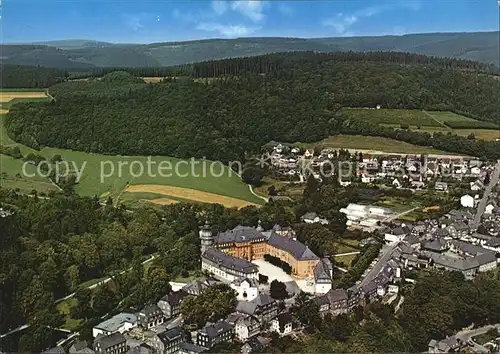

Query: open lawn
left=335, top=254, right=358, bottom=268
left=374, top=196, right=424, bottom=213
left=0, top=154, right=59, bottom=194
left=334, top=241, right=360, bottom=254
left=1, top=116, right=262, bottom=205
left=56, top=298, right=81, bottom=331
left=310, top=135, right=450, bottom=155
left=342, top=108, right=441, bottom=127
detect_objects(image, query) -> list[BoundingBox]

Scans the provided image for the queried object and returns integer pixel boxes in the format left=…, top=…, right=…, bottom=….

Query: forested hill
left=2, top=31, right=499, bottom=67
left=5, top=52, right=500, bottom=161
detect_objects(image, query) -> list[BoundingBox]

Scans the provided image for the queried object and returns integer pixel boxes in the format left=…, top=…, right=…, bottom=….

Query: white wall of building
left=231, top=280, right=259, bottom=301
left=315, top=283, right=332, bottom=295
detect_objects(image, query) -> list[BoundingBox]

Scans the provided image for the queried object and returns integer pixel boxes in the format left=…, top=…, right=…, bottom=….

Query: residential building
left=324, top=288, right=348, bottom=315
left=182, top=277, right=220, bottom=296
left=151, top=327, right=186, bottom=354
left=43, top=346, right=66, bottom=354
left=271, top=313, right=293, bottom=335
left=240, top=337, right=265, bottom=354
left=93, top=313, right=137, bottom=338
left=94, top=333, right=127, bottom=354
left=435, top=182, right=448, bottom=191
left=69, top=341, right=94, bottom=354
left=137, top=305, right=165, bottom=330
left=460, top=194, right=475, bottom=208
left=384, top=227, right=410, bottom=243
left=234, top=315, right=260, bottom=341
left=126, top=344, right=153, bottom=354
left=428, top=336, right=466, bottom=353
left=158, top=290, right=188, bottom=319
left=196, top=321, right=234, bottom=349
left=178, top=343, right=206, bottom=354
left=236, top=294, right=278, bottom=323
left=300, top=212, right=329, bottom=225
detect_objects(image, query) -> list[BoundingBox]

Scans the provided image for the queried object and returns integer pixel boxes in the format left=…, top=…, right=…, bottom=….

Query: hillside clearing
left=308, top=135, right=451, bottom=155
left=342, top=108, right=441, bottom=127
left=126, top=184, right=260, bottom=209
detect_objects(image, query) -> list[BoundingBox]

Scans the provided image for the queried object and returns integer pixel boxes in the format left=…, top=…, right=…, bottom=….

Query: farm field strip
left=0, top=91, right=49, bottom=102
left=125, top=184, right=260, bottom=209
left=149, top=198, right=179, bottom=205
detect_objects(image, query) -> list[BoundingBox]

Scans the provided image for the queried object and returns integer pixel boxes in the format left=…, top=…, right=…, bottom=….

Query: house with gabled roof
left=236, top=294, right=278, bottom=323
left=157, top=290, right=188, bottom=319
left=151, top=326, right=186, bottom=354
left=196, top=321, right=234, bottom=349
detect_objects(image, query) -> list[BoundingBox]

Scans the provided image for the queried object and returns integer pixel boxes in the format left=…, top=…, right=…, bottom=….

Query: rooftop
left=94, top=313, right=137, bottom=333
left=268, top=233, right=319, bottom=261
left=94, top=332, right=126, bottom=350
left=202, top=248, right=259, bottom=274
left=215, top=225, right=267, bottom=245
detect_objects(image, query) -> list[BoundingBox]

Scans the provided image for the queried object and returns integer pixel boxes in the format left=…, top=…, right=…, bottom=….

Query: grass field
left=56, top=298, right=81, bottom=331
left=0, top=114, right=262, bottom=205
left=344, top=108, right=500, bottom=141
left=309, top=135, right=450, bottom=155
left=343, top=108, right=441, bottom=127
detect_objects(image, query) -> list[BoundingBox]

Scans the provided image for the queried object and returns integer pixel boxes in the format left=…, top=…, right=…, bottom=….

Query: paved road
left=0, top=254, right=157, bottom=338
left=360, top=244, right=397, bottom=288
left=471, top=160, right=500, bottom=230
left=456, top=324, right=500, bottom=342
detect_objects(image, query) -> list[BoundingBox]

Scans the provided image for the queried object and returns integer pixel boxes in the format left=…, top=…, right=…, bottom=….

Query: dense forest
left=189, top=51, right=500, bottom=77
left=5, top=52, right=500, bottom=161
left=0, top=65, right=68, bottom=88
left=65, top=51, right=500, bottom=79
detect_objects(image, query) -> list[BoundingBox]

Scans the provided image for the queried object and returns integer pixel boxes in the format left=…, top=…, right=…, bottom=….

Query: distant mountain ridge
left=2, top=31, right=498, bottom=68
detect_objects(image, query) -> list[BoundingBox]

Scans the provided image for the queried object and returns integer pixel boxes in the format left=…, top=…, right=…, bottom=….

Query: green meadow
left=0, top=115, right=262, bottom=204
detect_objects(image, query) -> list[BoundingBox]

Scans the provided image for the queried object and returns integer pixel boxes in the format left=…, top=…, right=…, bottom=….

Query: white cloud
left=211, top=1, right=228, bottom=16
left=322, top=2, right=420, bottom=35
left=230, top=0, right=266, bottom=22
left=174, top=0, right=267, bottom=37
left=123, top=13, right=150, bottom=32
left=278, top=4, right=294, bottom=17
left=196, top=22, right=260, bottom=37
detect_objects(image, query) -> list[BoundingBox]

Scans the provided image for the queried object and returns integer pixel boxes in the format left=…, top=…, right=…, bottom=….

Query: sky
left=1, top=0, right=499, bottom=43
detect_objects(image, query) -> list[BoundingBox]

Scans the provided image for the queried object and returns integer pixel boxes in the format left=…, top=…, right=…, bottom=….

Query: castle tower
left=256, top=220, right=264, bottom=232
left=199, top=221, right=214, bottom=253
